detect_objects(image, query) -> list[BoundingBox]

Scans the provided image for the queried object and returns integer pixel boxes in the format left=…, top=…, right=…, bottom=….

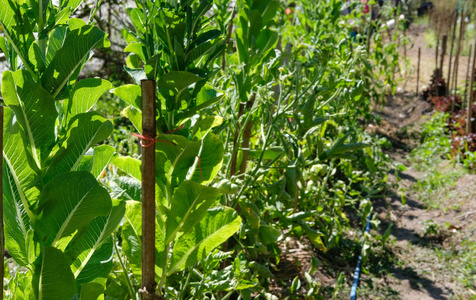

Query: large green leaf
left=168, top=207, right=241, bottom=274
left=189, top=133, right=224, bottom=184
left=77, top=145, right=116, bottom=180
left=0, top=0, right=35, bottom=73
left=155, top=133, right=223, bottom=191
left=166, top=181, right=220, bottom=243
left=2, top=70, right=58, bottom=167
left=157, top=71, right=203, bottom=110
left=33, top=247, right=76, bottom=300
left=90, top=145, right=116, bottom=180
left=113, top=156, right=141, bottom=181
left=65, top=78, right=113, bottom=123
left=67, top=202, right=125, bottom=284
left=79, top=282, right=104, bottom=300
left=121, top=200, right=142, bottom=277
left=112, top=84, right=141, bottom=110
left=44, top=112, right=113, bottom=183
left=35, top=171, right=112, bottom=247
left=3, top=108, right=39, bottom=266
left=74, top=236, right=114, bottom=286
left=41, top=25, right=110, bottom=99
left=45, top=26, right=67, bottom=65
left=121, top=106, right=142, bottom=132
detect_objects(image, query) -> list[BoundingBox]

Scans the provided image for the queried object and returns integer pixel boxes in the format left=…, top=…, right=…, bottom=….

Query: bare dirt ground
left=363, top=22, right=476, bottom=300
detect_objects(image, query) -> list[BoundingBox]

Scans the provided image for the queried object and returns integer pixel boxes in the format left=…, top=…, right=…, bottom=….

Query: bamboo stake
left=447, top=11, right=458, bottom=96
left=417, top=47, right=421, bottom=96
left=140, top=80, right=157, bottom=300
left=466, top=41, right=476, bottom=133
left=439, top=35, right=447, bottom=80
left=464, top=44, right=473, bottom=106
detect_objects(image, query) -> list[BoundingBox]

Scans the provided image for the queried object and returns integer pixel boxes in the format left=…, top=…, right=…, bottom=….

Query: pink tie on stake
left=131, top=133, right=177, bottom=147
left=131, top=124, right=203, bottom=182
left=362, top=0, right=370, bottom=13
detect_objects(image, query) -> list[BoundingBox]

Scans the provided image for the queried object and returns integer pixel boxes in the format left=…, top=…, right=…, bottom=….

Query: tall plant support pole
left=452, top=9, right=465, bottom=98
left=222, top=8, right=236, bottom=71
left=466, top=42, right=476, bottom=133
left=0, top=106, right=4, bottom=300
left=439, top=35, right=447, bottom=80
left=140, top=80, right=157, bottom=299
left=447, top=11, right=458, bottom=97
left=238, top=94, right=256, bottom=175
left=435, top=36, right=440, bottom=74
left=417, top=47, right=421, bottom=96
left=464, top=44, right=473, bottom=106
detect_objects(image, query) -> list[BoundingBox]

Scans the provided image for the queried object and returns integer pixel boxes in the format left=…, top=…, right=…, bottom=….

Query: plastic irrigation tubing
left=350, top=215, right=372, bottom=300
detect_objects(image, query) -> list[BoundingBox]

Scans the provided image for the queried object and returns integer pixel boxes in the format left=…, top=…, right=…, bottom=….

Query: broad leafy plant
left=0, top=0, right=124, bottom=298
left=110, top=0, right=242, bottom=298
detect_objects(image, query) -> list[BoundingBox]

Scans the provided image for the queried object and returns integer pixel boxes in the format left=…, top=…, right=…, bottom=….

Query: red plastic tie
left=197, top=155, right=202, bottom=182
left=131, top=133, right=177, bottom=147
left=165, top=124, right=185, bottom=134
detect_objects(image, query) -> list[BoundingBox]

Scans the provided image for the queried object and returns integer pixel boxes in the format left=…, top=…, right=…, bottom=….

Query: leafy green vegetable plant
left=110, top=0, right=242, bottom=298
left=0, top=1, right=124, bottom=298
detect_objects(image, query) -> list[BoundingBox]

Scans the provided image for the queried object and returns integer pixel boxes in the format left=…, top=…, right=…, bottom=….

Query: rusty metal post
left=140, top=80, right=157, bottom=299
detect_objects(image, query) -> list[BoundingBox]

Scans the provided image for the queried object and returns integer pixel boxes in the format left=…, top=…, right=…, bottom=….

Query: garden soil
left=361, top=22, right=476, bottom=299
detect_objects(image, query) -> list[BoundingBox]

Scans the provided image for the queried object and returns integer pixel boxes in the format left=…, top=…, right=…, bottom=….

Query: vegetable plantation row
left=0, top=0, right=403, bottom=299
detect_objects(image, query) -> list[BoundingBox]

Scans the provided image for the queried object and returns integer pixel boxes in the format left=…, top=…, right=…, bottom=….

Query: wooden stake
left=417, top=47, right=421, bottom=96
left=435, top=36, right=440, bottom=73
left=464, top=44, right=473, bottom=106
left=439, top=35, right=447, bottom=79
left=238, top=94, right=256, bottom=175
left=140, top=80, right=157, bottom=299
left=466, top=41, right=476, bottom=133
left=230, top=103, right=245, bottom=177
left=447, top=11, right=458, bottom=96
left=452, top=8, right=465, bottom=97
left=222, top=9, right=237, bottom=71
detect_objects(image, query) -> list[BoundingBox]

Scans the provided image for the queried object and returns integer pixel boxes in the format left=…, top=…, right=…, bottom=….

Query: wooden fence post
left=447, top=11, right=458, bottom=96
left=435, top=36, right=439, bottom=74
left=466, top=43, right=476, bottom=133
left=417, top=47, right=421, bottom=96
left=140, top=80, right=157, bottom=299
left=452, top=8, right=465, bottom=98
left=439, top=35, right=447, bottom=80
left=464, top=44, right=473, bottom=107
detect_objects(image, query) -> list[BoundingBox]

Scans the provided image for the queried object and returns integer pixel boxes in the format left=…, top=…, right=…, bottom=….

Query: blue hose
left=350, top=215, right=371, bottom=300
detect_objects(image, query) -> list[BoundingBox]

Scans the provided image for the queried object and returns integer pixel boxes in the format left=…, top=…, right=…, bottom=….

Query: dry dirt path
left=368, top=93, right=476, bottom=299
left=359, top=21, right=476, bottom=299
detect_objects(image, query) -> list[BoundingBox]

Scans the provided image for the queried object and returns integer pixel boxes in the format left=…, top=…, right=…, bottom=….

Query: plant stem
left=113, top=236, right=138, bottom=300
left=157, top=244, right=170, bottom=296
left=38, top=0, right=46, bottom=58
